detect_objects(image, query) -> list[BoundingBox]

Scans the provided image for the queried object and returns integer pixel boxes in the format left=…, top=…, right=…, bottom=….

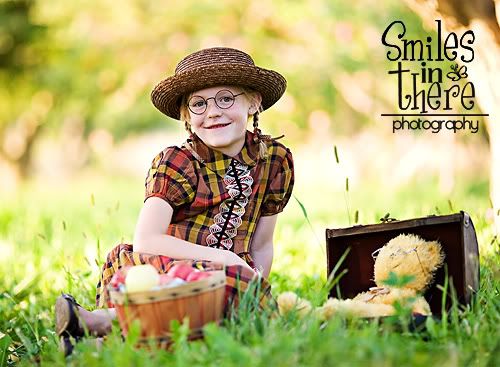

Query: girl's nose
left=206, top=99, right=222, bottom=117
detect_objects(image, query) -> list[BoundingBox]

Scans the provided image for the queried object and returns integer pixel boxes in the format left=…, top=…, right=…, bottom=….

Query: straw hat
left=151, top=47, right=287, bottom=120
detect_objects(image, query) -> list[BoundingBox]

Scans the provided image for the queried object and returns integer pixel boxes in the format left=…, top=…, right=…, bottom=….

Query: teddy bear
left=278, top=233, right=445, bottom=319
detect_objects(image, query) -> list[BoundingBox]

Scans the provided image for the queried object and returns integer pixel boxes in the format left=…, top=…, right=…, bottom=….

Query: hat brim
left=151, top=64, right=287, bottom=120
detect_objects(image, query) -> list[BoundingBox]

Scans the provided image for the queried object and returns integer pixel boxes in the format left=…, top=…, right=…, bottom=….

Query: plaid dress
left=96, top=131, right=294, bottom=315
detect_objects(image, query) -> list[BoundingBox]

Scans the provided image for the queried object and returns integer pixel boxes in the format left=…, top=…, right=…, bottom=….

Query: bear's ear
left=420, top=240, right=445, bottom=271
left=414, top=239, right=445, bottom=291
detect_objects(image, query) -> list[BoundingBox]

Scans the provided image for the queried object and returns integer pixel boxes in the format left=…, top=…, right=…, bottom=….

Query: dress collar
left=183, top=130, right=260, bottom=177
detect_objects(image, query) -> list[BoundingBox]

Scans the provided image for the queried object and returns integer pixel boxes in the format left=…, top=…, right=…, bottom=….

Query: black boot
left=55, top=293, right=85, bottom=356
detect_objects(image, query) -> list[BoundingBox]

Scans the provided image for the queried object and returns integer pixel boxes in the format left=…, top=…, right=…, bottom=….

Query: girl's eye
left=192, top=101, right=206, bottom=108
left=220, top=96, right=234, bottom=103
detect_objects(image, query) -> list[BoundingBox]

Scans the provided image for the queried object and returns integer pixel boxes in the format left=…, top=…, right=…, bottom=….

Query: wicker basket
left=109, top=270, right=226, bottom=343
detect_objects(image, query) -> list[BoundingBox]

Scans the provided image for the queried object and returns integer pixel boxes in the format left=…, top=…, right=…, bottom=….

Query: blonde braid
left=185, top=121, right=193, bottom=136
left=252, top=112, right=268, bottom=160
left=252, top=111, right=285, bottom=161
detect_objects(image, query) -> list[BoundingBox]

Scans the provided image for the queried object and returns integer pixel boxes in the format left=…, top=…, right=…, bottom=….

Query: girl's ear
left=248, top=93, right=263, bottom=115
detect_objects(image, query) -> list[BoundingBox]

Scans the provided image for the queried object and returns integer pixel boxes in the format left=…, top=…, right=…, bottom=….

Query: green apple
left=125, top=264, right=160, bottom=293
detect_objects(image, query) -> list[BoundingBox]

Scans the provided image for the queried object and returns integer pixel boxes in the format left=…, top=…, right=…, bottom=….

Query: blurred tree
left=404, top=0, right=500, bottom=232
left=0, top=0, right=486, bottom=199
left=0, top=0, right=424, bottom=179
left=0, top=0, right=48, bottom=176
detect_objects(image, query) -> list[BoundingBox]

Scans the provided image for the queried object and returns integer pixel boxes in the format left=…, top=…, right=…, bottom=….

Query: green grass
left=0, top=172, right=499, bottom=366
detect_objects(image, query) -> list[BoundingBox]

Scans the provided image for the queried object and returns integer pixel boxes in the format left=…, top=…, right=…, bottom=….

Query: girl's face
left=187, top=85, right=260, bottom=157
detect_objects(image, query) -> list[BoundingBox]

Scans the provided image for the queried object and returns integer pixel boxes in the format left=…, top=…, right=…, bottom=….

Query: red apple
left=109, top=267, right=131, bottom=288
left=186, top=271, right=212, bottom=282
left=166, top=264, right=197, bottom=280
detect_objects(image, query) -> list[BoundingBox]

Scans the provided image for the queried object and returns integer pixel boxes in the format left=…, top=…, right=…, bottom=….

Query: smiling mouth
left=205, top=123, right=231, bottom=129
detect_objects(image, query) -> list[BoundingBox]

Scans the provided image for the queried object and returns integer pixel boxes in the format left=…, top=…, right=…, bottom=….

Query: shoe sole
left=55, top=296, right=70, bottom=336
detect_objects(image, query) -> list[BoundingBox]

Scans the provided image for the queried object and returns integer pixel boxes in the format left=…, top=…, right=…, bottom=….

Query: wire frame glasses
left=187, top=90, right=244, bottom=115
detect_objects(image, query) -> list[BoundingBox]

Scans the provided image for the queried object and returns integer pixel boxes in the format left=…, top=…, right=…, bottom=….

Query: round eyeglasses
left=187, top=90, right=244, bottom=115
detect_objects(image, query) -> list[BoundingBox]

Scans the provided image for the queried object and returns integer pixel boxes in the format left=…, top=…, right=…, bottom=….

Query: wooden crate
left=326, top=212, right=480, bottom=314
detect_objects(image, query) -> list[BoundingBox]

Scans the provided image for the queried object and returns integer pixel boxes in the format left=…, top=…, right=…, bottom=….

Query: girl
left=55, top=47, right=294, bottom=353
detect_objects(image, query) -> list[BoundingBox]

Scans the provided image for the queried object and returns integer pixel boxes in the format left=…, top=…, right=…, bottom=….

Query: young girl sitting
left=55, top=47, right=294, bottom=353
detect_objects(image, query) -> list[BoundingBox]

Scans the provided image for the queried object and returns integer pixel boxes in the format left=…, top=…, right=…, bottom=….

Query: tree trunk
left=404, top=0, right=500, bottom=234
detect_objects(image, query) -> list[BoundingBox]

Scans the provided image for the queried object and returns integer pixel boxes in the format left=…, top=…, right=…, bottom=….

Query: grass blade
left=322, top=247, right=350, bottom=296
left=294, top=195, right=324, bottom=255
left=0, top=334, right=12, bottom=367
left=334, top=145, right=340, bottom=164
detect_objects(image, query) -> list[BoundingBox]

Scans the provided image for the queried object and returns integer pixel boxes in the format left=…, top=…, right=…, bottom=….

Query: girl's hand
left=224, top=251, right=257, bottom=275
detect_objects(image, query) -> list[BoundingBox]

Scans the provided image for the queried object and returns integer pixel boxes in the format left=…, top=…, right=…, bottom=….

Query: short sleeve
left=260, top=146, right=294, bottom=216
left=144, top=147, right=197, bottom=208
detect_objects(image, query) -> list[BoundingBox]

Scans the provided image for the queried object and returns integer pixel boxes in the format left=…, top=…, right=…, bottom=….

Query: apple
left=110, top=271, right=126, bottom=289
left=186, top=271, right=212, bottom=282
left=166, top=264, right=197, bottom=280
left=125, top=264, right=160, bottom=293
left=109, top=266, right=131, bottom=288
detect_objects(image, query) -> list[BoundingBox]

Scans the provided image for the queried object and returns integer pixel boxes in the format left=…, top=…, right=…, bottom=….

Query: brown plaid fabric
left=95, top=130, right=294, bottom=311
left=144, top=130, right=293, bottom=257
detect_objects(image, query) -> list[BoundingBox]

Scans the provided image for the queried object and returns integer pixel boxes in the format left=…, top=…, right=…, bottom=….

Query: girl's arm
left=250, top=215, right=278, bottom=278
left=133, top=197, right=254, bottom=271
